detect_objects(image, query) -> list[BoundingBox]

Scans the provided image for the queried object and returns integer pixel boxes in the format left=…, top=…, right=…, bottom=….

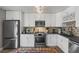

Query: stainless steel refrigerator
left=3, top=20, right=20, bottom=49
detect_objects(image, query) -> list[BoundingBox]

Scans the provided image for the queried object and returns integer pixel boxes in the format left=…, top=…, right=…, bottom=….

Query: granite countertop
left=60, top=34, right=79, bottom=43
left=22, top=33, right=34, bottom=34
left=68, top=36, right=79, bottom=43
left=22, top=32, right=58, bottom=34
left=21, top=32, right=79, bottom=43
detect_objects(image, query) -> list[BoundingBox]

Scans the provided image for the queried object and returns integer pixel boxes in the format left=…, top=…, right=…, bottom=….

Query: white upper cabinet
left=45, top=14, right=56, bottom=27
left=55, top=12, right=63, bottom=27
left=24, top=14, right=35, bottom=27
left=51, top=14, right=56, bottom=27
left=23, top=13, right=56, bottom=27
left=45, top=14, right=51, bottom=27
left=35, top=14, right=45, bottom=21
left=6, top=11, right=21, bottom=20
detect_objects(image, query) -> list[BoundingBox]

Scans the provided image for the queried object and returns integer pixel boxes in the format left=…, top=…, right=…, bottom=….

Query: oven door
left=35, top=37, right=45, bottom=43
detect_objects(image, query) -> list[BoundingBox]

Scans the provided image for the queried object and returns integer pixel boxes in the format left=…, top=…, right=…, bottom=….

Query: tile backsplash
left=22, top=26, right=79, bottom=37
left=22, top=27, right=62, bottom=34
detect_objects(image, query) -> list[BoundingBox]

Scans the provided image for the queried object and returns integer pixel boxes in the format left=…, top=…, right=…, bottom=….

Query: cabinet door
left=24, top=14, right=35, bottom=27
left=28, top=14, right=35, bottom=26
left=57, top=35, right=69, bottom=53
left=45, top=14, right=51, bottom=27
left=55, top=12, right=63, bottom=27
left=27, top=35, right=35, bottom=47
left=50, top=35, right=56, bottom=46
left=60, top=37, right=69, bottom=53
left=46, top=34, right=56, bottom=46
left=20, top=35, right=35, bottom=47
left=45, top=19, right=51, bottom=27
left=46, top=35, right=51, bottom=46
left=24, top=14, right=29, bottom=26
left=45, top=14, right=56, bottom=27
left=50, top=15, right=56, bottom=27
left=20, top=35, right=29, bottom=47
left=6, top=11, right=20, bottom=20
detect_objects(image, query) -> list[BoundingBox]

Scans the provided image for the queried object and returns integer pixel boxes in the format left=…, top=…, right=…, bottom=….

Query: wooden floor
left=2, top=47, right=63, bottom=53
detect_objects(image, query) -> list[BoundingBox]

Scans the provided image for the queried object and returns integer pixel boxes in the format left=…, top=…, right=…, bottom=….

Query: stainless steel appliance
left=3, top=20, right=20, bottom=49
left=34, top=32, right=46, bottom=47
left=35, top=20, right=45, bottom=27
left=69, top=40, right=79, bottom=53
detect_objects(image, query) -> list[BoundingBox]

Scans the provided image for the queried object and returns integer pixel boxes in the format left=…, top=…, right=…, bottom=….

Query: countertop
left=60, top=34, right=79, bottom=43
left=21, top=32, right=58, bottom=34
left=21, top=33, right=79, bottom=43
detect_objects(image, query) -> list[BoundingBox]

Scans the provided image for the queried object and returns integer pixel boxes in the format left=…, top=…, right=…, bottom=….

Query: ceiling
left=0, top=6, right=69, bottom=14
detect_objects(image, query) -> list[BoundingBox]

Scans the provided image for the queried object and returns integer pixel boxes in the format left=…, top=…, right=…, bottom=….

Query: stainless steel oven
left=34, top=32, right=46, bottom=47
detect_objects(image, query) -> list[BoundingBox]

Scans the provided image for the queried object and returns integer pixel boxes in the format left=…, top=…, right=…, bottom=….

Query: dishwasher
left=69, top=40, right=79, bottom=53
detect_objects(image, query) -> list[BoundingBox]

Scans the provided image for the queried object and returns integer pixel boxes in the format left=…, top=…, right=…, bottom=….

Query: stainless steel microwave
left=35, top=20, right=45, bottom=27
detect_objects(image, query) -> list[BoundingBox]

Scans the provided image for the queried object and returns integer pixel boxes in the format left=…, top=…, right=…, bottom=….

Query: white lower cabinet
left=20, top=34, right=69, bottom=53
left=46, top=34, right=69, bottom=53
left=46, top=34, right=57, bottom=46
left=57, top=35, right=69, bottom=53
left=20, top=34, right=35, bottom=47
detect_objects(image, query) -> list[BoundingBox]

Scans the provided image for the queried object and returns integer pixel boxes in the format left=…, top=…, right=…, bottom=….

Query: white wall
left=0, top=9, right=6, bottom=51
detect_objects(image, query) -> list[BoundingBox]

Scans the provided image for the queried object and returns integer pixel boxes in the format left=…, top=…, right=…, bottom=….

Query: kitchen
left=0, top=6, right=79, bottom=53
